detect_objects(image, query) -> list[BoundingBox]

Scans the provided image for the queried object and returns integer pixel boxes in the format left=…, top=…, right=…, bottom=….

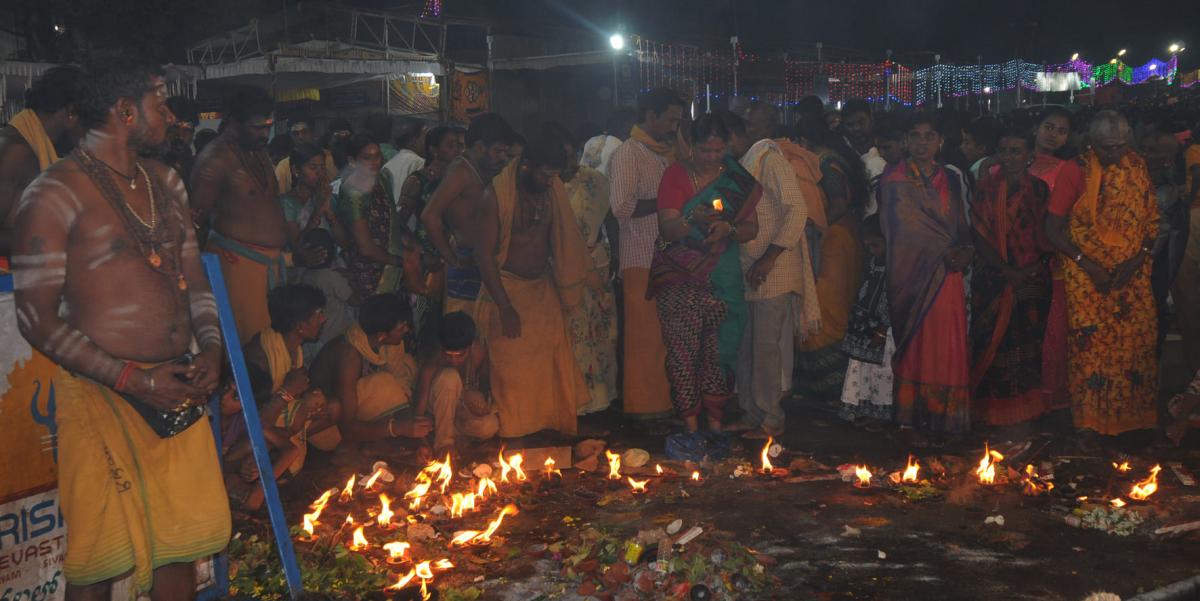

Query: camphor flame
left=1020, top=464, right=1054, bottom=496
left=390, top=569, right=418, bottom=590
left=476, top=504, right=518, bottom=542
left=349, top=525, right=369, bottom=551
left=477, top=476, right=498, bottom=499
left=377, top=493, right=395, bottom=527
left=309, top=488, right=335, bottom=517
left=339, top=474, right=357, bottom=502
left=389, top=558, right=449, bottom=591
left=345, top=514, right=356, bottom=525
left=508, top=453, right=527, bottom=482
left=656, top=464, right=664, bottom=475
left=902, top=455, right=920, bottom=483
left=301, top=513, right=316, bottom=538
left=449, top=530, right=480, bottom=546
left=544, top=457, right=562, bottom=479
left=712, top=197, right=725, bottom=212
left=854, top=465, right=872, bottom=488
left=1113, top=461, right=1132, bottom=473
left=498, top=448, right=513, bottom=483
left=760, top=437, right=775, bottom=473
left=1110, top=498, right=1127, bottom=508
left=383, top=541, right=410, bottom=560
left=449, top=492, right=477, bottom=518
left=363, top=467, right=386, bottom=490
left=423, top=454, right=454, bottom=494
left=975, top=442, right=1004, bottom=485
left=1128, top=465, right=1162, bottom=501
left=405, top=472, right=433, bottom=510
left=606, top=450, right=622, bottom=480
left=450, top=504, right=520, bottom=546
left=691, top=470, right=701, bottom=481
left=627, top=476, right=648, bottom=493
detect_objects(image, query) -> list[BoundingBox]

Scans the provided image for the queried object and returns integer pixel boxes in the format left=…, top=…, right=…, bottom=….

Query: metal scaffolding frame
left=187, top=20, right=265, bottom=66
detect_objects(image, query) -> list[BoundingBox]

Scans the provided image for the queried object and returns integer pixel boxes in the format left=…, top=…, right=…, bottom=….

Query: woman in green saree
left=649, top=112, right=760, bottom=433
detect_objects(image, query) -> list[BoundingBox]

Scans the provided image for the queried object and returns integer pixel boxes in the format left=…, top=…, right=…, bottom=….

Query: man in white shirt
left=607, top=89, right=684, bottom=419
left=382, top=118, right=429, bottom=207
left=730, top=104, right=818, bottom=438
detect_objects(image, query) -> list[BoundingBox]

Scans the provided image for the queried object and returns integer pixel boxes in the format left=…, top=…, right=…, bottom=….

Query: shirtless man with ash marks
left=12, top=52, right=229, bottom=601
left=190, top=86, right=324, bottom=341
left=0, top=65, right=85, bottom=257
left=420, top=113, right=513, bottom=315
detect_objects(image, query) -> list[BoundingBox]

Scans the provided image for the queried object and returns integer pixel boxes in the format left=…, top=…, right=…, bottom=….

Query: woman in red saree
left=969, top=132, right=1053, bottom=426
left=1028, top=107, right=1072, bottom=412
left=879, top=115, right=973, bottom=438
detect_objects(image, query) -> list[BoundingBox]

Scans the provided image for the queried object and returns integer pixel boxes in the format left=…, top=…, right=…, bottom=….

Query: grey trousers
left=736, top=293, right=796, bottom=435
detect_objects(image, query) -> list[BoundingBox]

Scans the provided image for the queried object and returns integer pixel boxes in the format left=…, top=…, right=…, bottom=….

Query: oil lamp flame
left=606, top=450, right=622, bottom=480
left=902, top=455, right=920, bottom=483
left=760, top=437, right=774, bottom=473
left=423, top=454, right=454, bottom=494
left=363, top=467, right=386, bottom=490
left=627, top=476, right=648, bottom=493
left=405, top=472, right=433, bottom=510
left=543, top=457, right=562, bottom=479
left=1128, top=465, right=1161, bottom=501
left=383, top=541, right=410, bottom=560
left=477, top=476, right=498, bottom=498
left=339, top=474, right=356, bottom=502
left=975, top=443, right=1004, bottom=485
left=349, top=525, right=369, bottom=551
left=854, top=465, right=872, bottom=488
left=1020, top=464, right=1054, bottom=496
left=508, top=453, right=527, bottom=481
left=377, top=493, right=394, bottom=527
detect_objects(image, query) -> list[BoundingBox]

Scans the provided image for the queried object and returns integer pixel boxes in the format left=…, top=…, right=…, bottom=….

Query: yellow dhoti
left=477, top=272, right=585, bottom=437
left=620, top=267, right=673, bottom=417
left=206, top=232, right=287, bottom=344
left=54, top=369, right=230, bottom=592
left=475, top=161, right=590, bottom=438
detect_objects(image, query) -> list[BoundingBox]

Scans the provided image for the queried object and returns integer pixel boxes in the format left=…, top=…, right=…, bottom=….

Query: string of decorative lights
left=633, top=36, right=1182, bottom=107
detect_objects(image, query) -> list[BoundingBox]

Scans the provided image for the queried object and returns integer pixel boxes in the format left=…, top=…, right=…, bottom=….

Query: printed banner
left=451, top=69, right=488, bottom=124
left=0, top=290, right=66, bottom=599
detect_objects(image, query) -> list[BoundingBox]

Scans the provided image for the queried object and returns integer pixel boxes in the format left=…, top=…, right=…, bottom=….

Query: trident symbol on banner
left=29, top=379, right=58, bottom=463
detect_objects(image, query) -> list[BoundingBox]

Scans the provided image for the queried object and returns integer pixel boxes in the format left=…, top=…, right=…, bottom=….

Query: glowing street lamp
left=1169, top=43, right=1180, bottom=54
left=609, top=33, right=626, bottom=51
left=1110, top=58, right=1118, bottom=64
left=1070, top=52, right=1080, bottom=62
left=1117, top=49, right=1127, bottom=57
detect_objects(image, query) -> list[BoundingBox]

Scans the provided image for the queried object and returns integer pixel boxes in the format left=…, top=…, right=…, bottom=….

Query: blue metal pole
left=202, top=252, right=304, bottom=598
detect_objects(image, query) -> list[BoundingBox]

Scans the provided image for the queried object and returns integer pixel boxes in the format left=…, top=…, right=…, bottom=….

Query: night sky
left=10, top=0, right=1200, bottom=70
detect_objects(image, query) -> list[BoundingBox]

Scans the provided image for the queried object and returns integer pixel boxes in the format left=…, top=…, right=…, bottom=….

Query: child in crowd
left=413, top=311, right=499, bottom=458
left=298, top=228, right=357, bottom=359
left=838, top=215, right=894, bottom=428
left=220, top=364, right=305, bottom=512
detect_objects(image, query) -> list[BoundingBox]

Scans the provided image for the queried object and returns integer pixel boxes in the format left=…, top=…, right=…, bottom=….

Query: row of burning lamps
left=296, top=440, right=1163, bottom=595
left=295, top=446, right=708, bottom=596
left=847, top=442, right=1162, bottom=505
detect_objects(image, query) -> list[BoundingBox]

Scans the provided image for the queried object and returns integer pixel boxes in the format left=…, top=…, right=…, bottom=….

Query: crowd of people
left=4, top=50, right=1200, bottom=599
